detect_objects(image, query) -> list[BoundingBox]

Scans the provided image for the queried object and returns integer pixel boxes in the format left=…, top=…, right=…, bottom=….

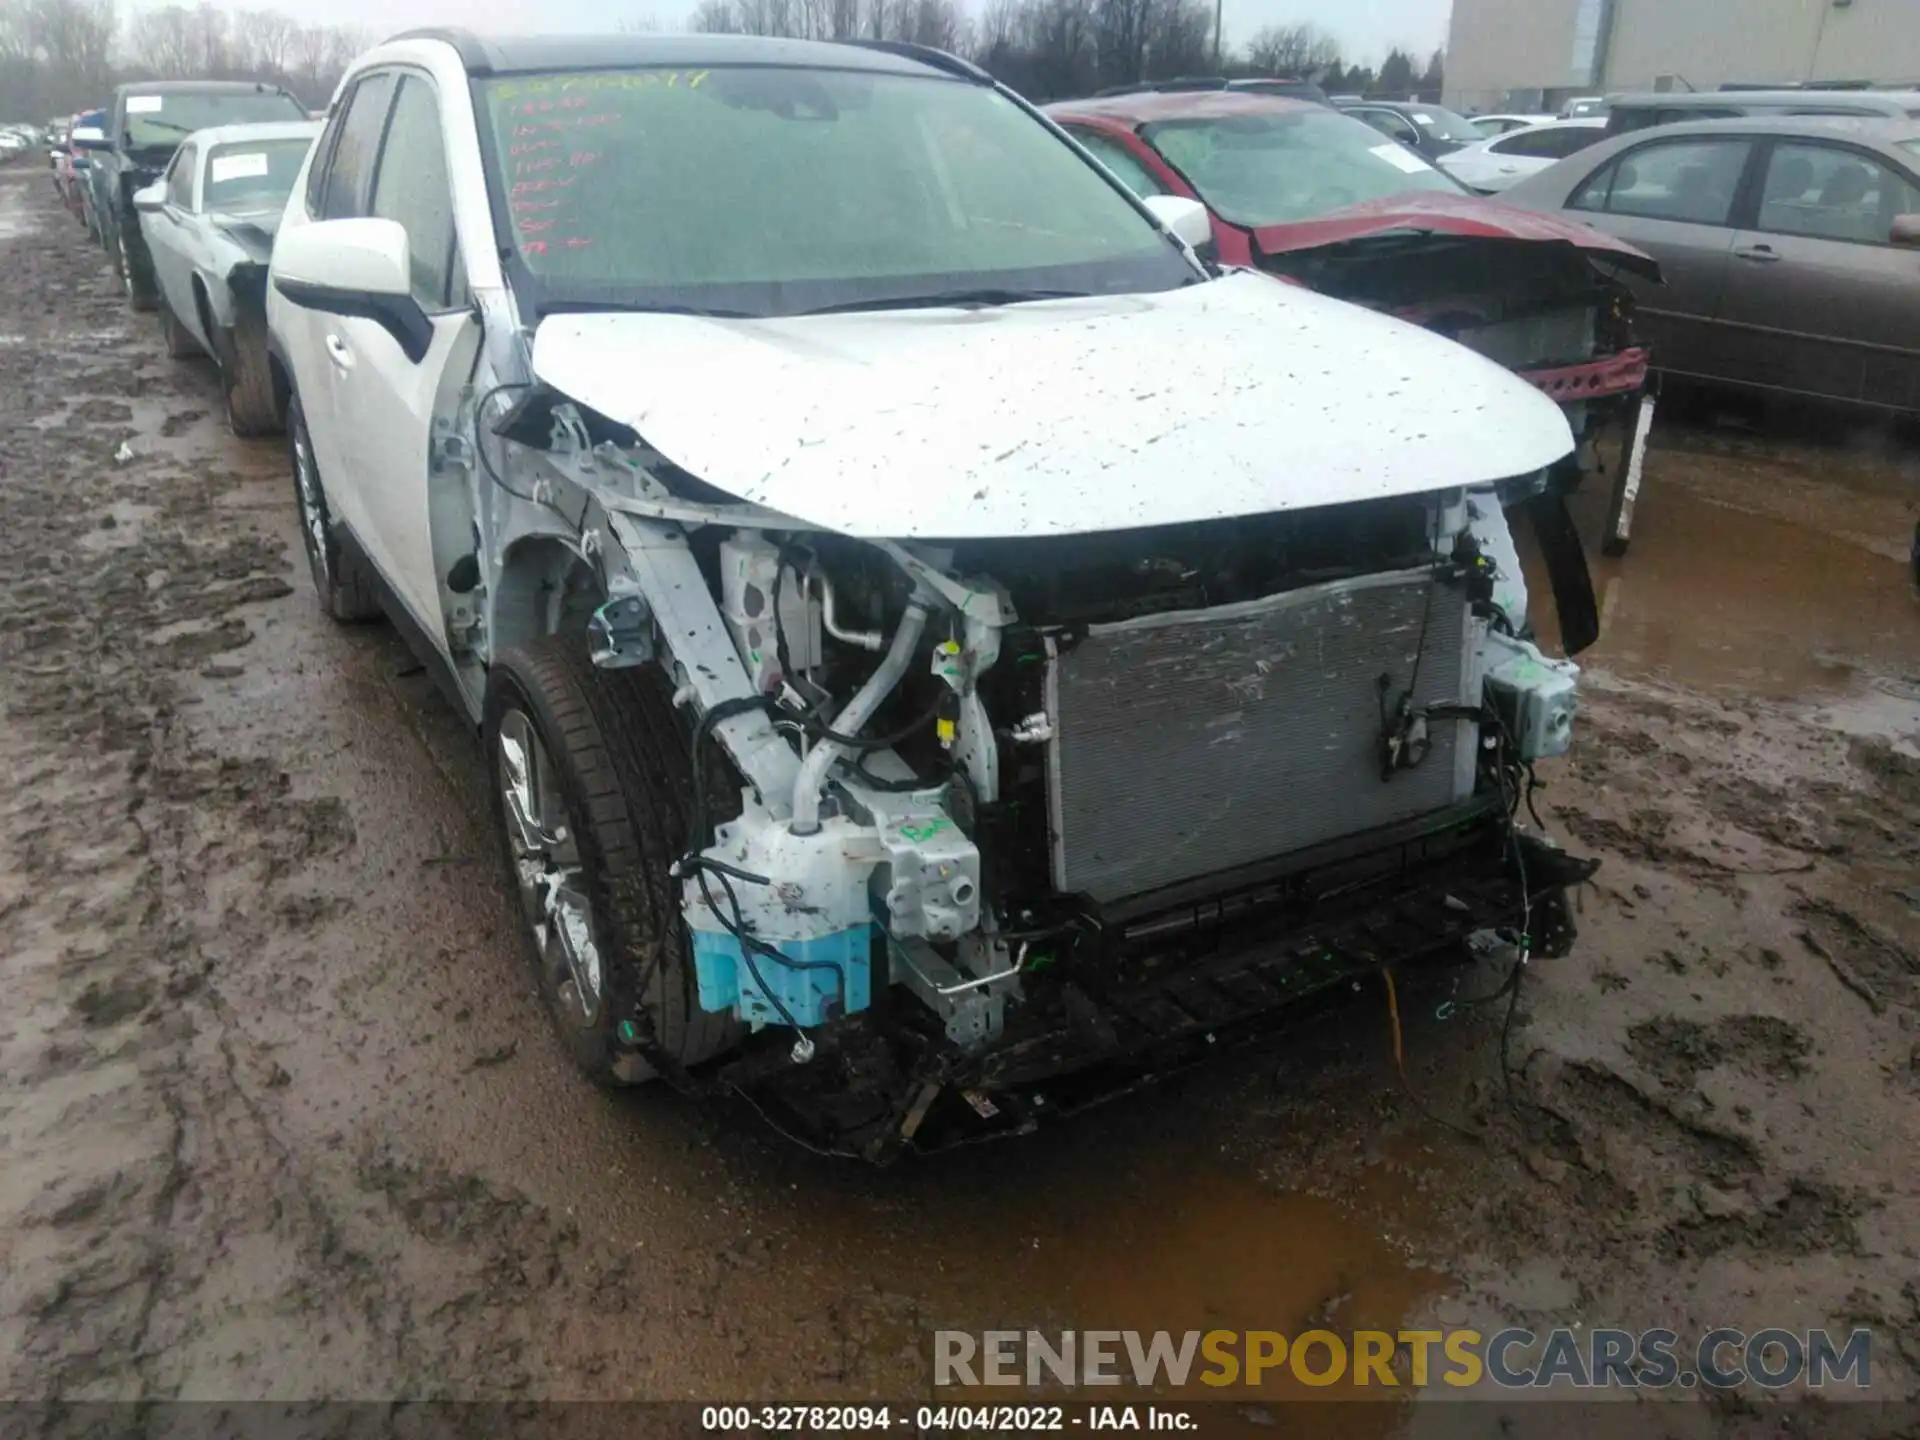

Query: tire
left=484, top=637, right=743, bottom=1087
left=286, top=391, right=380, bottom=623
left=159, top=301, right=200, bottom=359
left=216, top=322, right=280, bottom=437
left=114, top=225, right=158, bottom=313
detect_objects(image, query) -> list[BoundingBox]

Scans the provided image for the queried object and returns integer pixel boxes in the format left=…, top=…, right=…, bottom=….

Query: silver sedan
left=1503, top=115, right=1920, bottom=416
left=133, top=119, right=322, bottom=435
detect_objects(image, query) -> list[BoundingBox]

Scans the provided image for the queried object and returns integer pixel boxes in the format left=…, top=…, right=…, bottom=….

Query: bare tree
left=1242, top=20, right=1338, bottom=76
left=125, top=5, right=197, bottom=77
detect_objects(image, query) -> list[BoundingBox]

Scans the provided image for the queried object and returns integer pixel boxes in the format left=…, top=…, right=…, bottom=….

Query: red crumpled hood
left=1249, top=191, right=1661, bottom=280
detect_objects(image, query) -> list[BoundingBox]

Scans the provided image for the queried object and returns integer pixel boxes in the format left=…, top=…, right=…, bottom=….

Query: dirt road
left=3, top=162, right=1918, bottom=1429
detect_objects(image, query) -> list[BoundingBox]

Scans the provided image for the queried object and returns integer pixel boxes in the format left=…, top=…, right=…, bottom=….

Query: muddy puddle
left=1523, top=416, right=1920, bottom=757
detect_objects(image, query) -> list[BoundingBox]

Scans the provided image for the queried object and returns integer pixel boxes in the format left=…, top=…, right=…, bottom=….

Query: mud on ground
left=2, top=165, right=1918, bottom=1432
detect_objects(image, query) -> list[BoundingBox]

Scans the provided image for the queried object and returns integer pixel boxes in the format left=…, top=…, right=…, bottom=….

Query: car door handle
left=1733, top=243, right=1781, bottom=263
left=324, top=333, right=355, bottom=370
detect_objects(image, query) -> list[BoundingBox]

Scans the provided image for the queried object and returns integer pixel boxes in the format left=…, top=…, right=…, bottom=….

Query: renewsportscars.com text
left=934, top=1328, right=1874, bottom=1391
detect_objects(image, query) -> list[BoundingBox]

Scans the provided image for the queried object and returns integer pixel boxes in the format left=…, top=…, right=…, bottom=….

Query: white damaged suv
left=266, top=30, right=1599, bottom=1159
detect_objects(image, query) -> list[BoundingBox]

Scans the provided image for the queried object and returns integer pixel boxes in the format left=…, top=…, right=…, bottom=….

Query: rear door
left=1715, top=139, right=1920, bottom=408
left=329, top=70, right=478, bottom=642
left=1565, top=134, right=1758, bottom=379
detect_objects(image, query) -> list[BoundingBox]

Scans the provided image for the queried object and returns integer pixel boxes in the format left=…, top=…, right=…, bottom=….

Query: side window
left=1069, top=129, right=1169, bottom=199
left=166, top=144, right=196, bottom=209
left=1500, top=127, right=1604, bottom=160
left=1570, top=138, right=1752, bottom=226
left=1357, top=110, right=1420, bottom=146
left=1756, top=142, right=1920, bottom=245
left=368, top=75, right=463, bottom=310
left=316, top=71, right=397, bottom=221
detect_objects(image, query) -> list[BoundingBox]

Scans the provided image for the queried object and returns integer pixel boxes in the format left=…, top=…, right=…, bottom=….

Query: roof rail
left=836, top=39, right=992, bottom=83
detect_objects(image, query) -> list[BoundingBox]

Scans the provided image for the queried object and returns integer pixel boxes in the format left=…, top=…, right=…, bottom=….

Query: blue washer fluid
left=689, top=923, right=874, bottom=1029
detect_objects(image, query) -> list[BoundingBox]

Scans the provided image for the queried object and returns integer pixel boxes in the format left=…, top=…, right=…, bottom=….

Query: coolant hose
left=790, top=601, right=930, bottom=835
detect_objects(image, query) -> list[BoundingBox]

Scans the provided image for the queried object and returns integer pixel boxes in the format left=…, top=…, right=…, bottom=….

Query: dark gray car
left=1503, top=116, right=1920, bottom=414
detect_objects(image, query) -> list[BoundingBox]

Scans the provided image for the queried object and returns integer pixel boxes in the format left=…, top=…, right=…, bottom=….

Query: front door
left=1565, top=134, right=1756, bottom=381
left=327, top=71, right=476, bottom=643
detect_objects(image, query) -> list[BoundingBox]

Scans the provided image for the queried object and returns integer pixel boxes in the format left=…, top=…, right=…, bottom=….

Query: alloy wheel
left=495, top=708, right=604, bottom=1025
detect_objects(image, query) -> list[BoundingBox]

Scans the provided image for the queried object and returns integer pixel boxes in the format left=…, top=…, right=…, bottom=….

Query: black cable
left=474, top=380, right=589, bottom=537
left=474, top=381, right=538, bottom=502
left=798, top=686, right=951, bottom=753
left=685, top=694, right=777, bottom=856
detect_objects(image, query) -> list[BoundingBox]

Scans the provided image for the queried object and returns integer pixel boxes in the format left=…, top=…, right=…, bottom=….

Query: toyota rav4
left=266, top=30, right=1599, bottom=1159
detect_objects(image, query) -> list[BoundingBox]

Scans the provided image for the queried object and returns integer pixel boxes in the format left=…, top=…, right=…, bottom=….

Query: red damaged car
left=1045, top=89, right=1661, bottom=551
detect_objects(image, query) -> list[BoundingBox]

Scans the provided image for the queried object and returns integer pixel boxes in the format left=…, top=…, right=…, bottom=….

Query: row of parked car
left=47, top=82, right=318, bottom=432
left=22, top=34, right=1913, bottom=1151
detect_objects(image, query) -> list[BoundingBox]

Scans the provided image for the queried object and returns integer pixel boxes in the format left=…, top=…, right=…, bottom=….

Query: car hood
left=528, top=269, right=1574, bottom=541
left=1248, top=191, right=1661, bottom=280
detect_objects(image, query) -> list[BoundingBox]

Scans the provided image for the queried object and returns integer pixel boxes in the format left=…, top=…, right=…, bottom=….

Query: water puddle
left=1521, top=433, right=1920, bottom=718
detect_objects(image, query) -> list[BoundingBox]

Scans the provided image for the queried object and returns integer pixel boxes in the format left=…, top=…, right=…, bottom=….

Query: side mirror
left=1141, top=194, right=1215, bottom=253
left=273, top=217, right=431, bottom=363
left=132, top=183, right=166, bottom=213
left=1893, top=214, right=1920, bottom=249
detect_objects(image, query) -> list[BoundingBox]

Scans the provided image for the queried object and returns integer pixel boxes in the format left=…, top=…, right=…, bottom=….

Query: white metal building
left=1444, top=0, right=1920, bottom=115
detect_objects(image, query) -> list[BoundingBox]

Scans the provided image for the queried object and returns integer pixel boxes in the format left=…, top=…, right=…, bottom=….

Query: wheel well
left=191, top=276, right=214, bottom=341
left=492, top=536, right=603, bottom=658
left=269, top=353, right=292, bottom=413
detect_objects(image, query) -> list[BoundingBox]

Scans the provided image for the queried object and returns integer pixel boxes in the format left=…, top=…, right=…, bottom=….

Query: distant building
left=1444, top=0, right=1920, bottom=114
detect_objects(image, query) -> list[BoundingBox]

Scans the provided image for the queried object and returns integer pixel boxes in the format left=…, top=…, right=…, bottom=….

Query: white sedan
left=1440, top=118, right=1609, bottom=194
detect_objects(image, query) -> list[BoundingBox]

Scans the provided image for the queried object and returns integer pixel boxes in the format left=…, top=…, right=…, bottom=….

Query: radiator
left=1456, top=305, right=1597, bottom=371
left=1045, top=568, right=1477, bottom=904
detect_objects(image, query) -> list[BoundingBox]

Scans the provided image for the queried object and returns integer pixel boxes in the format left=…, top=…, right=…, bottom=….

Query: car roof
left=117, top=79, right=298, bottom=96
left=188, top=120, right=323, bottom=150
left=1046, top=89, right=1320, bottom=124
left=1599, top=112, right=1920, bottom=143
left=383, top=29, right=976, bottom=81
left=1609, top=87, right=1920, bottom=111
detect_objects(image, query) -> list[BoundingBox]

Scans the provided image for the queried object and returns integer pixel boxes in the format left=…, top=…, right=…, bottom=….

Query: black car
left=1336, top=98, right=1487, bottom=160
left=87, top=80, right=308, bottom=312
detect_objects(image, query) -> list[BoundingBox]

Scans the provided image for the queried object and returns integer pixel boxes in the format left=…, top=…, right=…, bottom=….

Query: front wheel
left=286, top=392, right=380, bottom=623
left=484, top=638, right=742, bottom=1086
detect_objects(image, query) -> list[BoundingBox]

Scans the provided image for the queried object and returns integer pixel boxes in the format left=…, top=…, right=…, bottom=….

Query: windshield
left=473, top=66, right=1193, bottom=316
left=1142, top=109, right=1460, bottom=226
left=122, top=90, right=306, bottom=150
left=204, top=137, right=311, bottom=213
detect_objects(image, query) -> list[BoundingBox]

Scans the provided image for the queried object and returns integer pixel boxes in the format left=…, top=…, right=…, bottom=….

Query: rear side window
left=369, top=75, right=463, bottom=309
left=165, top=143, right=197, bottom=208
left=1069, top=129, right=1170, bottom=198
left=314, top=72, right=397, bottom=221
left=1571, top=137, right=1752, bottom=225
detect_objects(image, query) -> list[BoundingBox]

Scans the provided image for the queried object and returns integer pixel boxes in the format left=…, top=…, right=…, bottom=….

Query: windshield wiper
left=797, top=287, right=1094, bottom=316
left=129, top=118, right=195, bottom=138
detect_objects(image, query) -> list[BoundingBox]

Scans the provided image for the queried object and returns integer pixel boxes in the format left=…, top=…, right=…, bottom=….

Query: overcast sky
left=234, top=0, right=1453, bottom=64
